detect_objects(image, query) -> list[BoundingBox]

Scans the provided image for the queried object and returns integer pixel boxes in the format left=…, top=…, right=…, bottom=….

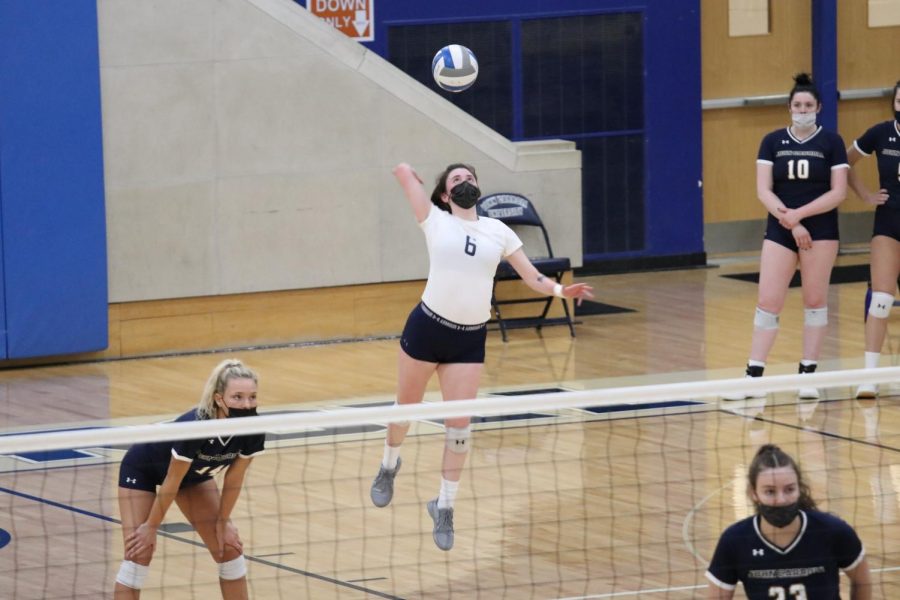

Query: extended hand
left=562, top=283, right=595, bottom=305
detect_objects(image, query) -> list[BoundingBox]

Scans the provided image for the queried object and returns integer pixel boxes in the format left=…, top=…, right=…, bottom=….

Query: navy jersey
left=757, top=127, right=849, bottom=209
left=853, top=120, right=900, bottom=210
left=706, top=510, right=864, bottom=599
left=121, top=408, right=265, bottom=490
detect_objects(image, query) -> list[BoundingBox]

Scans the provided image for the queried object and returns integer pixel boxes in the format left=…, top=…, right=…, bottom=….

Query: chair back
left=477, top=193, right=555, bottom=257
left=477, top=193, right=543, bottom=227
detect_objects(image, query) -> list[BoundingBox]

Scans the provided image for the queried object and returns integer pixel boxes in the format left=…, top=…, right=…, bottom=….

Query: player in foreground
left=369, top=162, right=593, bottom=550
left=114, top=359, right=265, bottom=599
left=706, top=444, right=871, bottom=599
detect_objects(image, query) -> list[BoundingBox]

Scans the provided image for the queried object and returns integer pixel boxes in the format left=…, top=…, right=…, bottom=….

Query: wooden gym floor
left=0, top=250, right=898, bottom=598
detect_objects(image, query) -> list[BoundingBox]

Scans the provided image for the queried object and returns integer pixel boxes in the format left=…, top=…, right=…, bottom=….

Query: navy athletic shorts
left=873, top=205, right=900, bottom=241
left=118, top=451, right=166, bottom=492
left=765, top=210, right=839, bottom=252
left=400, top=303, right=487, bottom=364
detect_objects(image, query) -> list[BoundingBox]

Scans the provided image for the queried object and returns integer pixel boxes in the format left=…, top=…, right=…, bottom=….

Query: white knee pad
left=869, top=292, right=894, bottom=320
left=116, top=560, right=149, bottom=589
left=804, top=306, right=828, bottom=327
left=391, top=402, right=410, bottom=427
left=446, top=425, right=471, bottom=454
left=753, top=307, right=779, bottom=330
left=218, top=555, right=247, bottom=580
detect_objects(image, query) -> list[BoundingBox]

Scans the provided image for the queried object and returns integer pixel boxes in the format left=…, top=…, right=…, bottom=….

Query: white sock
left=748, top=359, right=766, bottom=368
left=438, top=478, right=459, bottom=509
left=862, top=406, right=879, bottom=440
left=800, top=359, right=817, bottom=368
left=381, top=443, right=401, bottom=470
left=864, top=352, right=881, bottom=370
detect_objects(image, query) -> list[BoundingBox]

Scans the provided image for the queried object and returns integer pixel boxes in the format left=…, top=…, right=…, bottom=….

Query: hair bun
left=793, top=72, right=813, bottom=86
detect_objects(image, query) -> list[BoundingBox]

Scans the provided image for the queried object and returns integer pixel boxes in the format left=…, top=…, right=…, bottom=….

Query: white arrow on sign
left=353, top=9, right=369, bottom=36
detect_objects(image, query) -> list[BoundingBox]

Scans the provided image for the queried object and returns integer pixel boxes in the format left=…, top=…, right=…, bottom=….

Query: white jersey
left=420, top=205, right=522, bottom=324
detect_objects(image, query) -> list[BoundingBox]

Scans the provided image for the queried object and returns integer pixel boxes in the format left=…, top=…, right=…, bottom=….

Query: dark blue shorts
left=118, top=452, right=165, bottom=492
left=118, top=447, right=207, bottom=492
left=873, top=205, right=900, bottom=241
left=765, top=210, right=839, bottom=252
left=400, top=303, right=487, bottom=364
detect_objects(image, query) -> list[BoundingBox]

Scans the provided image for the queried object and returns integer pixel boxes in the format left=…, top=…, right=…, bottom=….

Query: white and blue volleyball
left=431, top=45, right=478, bottom=92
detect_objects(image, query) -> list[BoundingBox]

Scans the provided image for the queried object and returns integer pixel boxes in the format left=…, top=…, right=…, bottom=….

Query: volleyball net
left=0, top=367, right=898, bottom=599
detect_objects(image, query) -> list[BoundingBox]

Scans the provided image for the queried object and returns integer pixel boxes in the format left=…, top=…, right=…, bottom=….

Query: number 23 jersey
left=706, top=510, right=864, bottom=599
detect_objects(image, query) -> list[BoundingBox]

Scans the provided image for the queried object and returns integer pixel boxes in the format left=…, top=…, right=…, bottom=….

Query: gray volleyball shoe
left=370, top=458, right=401, bottom=508
left=427, top=498, right=454, bottom=551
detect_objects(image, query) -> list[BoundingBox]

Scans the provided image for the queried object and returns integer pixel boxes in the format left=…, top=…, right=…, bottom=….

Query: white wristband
left=553, top=283, right=565, bottom=298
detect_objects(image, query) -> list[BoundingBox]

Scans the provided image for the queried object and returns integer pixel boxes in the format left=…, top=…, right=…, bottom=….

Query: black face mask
left=757, top=502, right=800, bottom=528
left=449, top=181, right=480, bottom=209
left=895, top=109, right=900, bottom=124
left=225, top=406, right=258, bottom=418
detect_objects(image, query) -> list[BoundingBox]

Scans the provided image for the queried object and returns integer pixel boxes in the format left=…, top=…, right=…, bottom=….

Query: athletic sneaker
left=722, top=397, right=767, bottom=418
left=797, top=362, right=819, bottom=400
left=722, top=365, right=766, bottom=401
left=855, top=383, right=878, bottom=399
left=370, top=457, right=401, bottom=508
left=796, top=398, right=819, bottom=423
left=427, top=498, right=454, bottom=551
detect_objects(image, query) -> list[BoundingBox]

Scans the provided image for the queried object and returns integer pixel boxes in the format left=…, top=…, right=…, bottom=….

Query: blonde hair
left=196, top=358, right=258, bottom=420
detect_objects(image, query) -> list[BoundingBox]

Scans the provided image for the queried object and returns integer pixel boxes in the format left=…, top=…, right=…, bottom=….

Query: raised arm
left=393, top=163, right=432, bottom=223
left=504, top=249, right=594, bottom=303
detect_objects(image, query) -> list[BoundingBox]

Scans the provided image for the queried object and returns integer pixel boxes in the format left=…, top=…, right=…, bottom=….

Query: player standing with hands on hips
left=369, top=162, right=594, bottom=550
left=725, top=73, right=849, bottom=401
left=114, top=359, right=265, bottom=599
left=846, top=80, right=900, bottom=398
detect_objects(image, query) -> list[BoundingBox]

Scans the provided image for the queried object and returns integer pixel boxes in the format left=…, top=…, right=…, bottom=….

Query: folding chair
left=476, top=192, right=575, bottom=341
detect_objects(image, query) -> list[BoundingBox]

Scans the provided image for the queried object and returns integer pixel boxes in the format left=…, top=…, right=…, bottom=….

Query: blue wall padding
left=0, top=0, right=108, bottom=358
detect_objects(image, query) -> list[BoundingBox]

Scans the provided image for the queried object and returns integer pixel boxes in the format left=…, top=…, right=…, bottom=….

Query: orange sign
left=308, top=0, right=374, bottom=42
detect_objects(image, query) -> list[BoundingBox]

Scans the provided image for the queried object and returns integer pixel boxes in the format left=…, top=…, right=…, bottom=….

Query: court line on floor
left=0, top=484, right=404, bottom=599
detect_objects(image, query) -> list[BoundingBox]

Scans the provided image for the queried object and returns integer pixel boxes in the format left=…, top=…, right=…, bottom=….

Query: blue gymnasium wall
left=0, top=1, right=108, bottom=358
left=298, top=0, right=704, bottom=268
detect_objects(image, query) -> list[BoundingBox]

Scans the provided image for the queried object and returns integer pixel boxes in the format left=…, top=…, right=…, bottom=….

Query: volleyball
left=431, top=44, right=478, bottom=92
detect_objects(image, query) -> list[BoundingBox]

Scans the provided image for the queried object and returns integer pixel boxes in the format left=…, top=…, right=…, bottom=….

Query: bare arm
left=393, top=163, right=432, bottom=223
left=794, top=166, right=848, bottom=218
left=504, top=249, right=594, bottom=303
left=146, top=456, right=191, bottom=529
left=219, top=457, right=252, bottom=521
left=847, top=145, right=889, bottom=206
left=215, top=456, right=253, bottom=558
left=707, top=583, right=734, bottom=600
left=846, top=556, right=872, bottom=600
left=756, top=162, right=787, bottom=218
left=775, top=167, right=848, bottom=229
left=124, top=456, right=191, bottom=559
